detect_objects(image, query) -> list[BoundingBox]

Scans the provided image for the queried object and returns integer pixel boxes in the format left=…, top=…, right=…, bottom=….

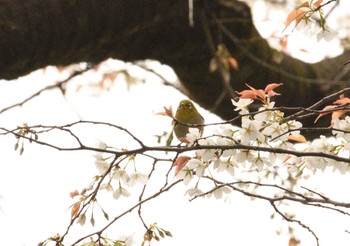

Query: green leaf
left=14, top=141, right=19, bottom=151
left=163, top=229, right=173, bottom=237
left=20, top=143, right=24, bottom=155
left=156, top=228, right=165, bottom=238
left=103, top=210, right=109, bottom=221
left=90, top=214, right=95, bottom=226
left=166, top=129, right=174, bottom=146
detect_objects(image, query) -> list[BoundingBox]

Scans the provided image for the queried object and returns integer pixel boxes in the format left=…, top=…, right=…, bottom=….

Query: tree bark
left=0, top=0, right=349, bottom=123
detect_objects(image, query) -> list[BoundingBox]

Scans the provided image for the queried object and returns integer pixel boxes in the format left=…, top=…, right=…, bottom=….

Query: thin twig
left=0, top=68, right=89, bottom=114
left=71, top=180, right=182, bottom=245
left=270, top=201, right=319, bottom=246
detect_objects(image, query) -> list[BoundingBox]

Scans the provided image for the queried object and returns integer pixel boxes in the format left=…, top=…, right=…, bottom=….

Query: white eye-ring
left=186, top=103, right=192, bottom=109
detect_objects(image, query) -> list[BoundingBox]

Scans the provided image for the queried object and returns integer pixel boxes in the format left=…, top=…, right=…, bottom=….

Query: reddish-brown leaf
left=334, top=97, right=350, bottom=105
left=245, top=84, right=265, bottom=100
left=70, top=201, right=81, bottom=219
left=245, top=83, right=257, bottom=91
left=288, top=237, right=300, bottom=246
left=255, top=89, right=266, bottom=101
left=227, top=57, right=239, bottom=71
left=283, top=1, right=309, bottom=31
left=331, top=110, right=347, bottom=127
left=267, top=90, right=281, bottom=98
left=155, top=106, right=173, bottom=118
left=288, top=134, right=307, bottom=143
left=279, top=36, right=288, bottom=50
left=69, top=190, right=80, bottom=199
left=236, top=89, right=258, bottom=99
left=173, top=156, right=191, bottom=176
left=313, top=0, right=324, bottom=8
left=314, top=105, right=337, bottom=123
left=264, top=83, right=283, bottom=93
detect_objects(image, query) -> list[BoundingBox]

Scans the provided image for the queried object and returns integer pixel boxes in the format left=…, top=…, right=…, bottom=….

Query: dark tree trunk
left=1, top=0, right=349, bottom=123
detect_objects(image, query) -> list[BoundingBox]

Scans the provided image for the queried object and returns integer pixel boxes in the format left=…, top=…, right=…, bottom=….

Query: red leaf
left=256, top=89, right=266, bottom=101
left=334, top=97, right=350, bottom=105
left=173, top=156, right=191, bottom=176
left=228, top=57, right=239, bottom=71
left=331, top=110, right=347, bottom=127
left=155, top=106, right=173, bottom=118
left=70, top=201, right=81, bottom=219
left=314, top=105, right=337, bottom=123
left=264, top=83, right=283, bottom=93
left=283, top=2, right=310, bottom=31
left=236, top=89, right=258, bottom=99
left=313, top=0, right=323, bottom=8
left=69, top=190, right=80, bottom=199
left=288, top=134, right=307, bottom=143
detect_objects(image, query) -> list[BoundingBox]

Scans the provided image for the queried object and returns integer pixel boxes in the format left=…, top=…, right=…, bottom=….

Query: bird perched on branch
left=167, top=99, right=204, bottom=145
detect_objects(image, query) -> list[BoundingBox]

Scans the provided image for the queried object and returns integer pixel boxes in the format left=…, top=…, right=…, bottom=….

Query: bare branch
left=71, top=180, right=182, bottom=245
left=0, top=67, right=89, bottom=114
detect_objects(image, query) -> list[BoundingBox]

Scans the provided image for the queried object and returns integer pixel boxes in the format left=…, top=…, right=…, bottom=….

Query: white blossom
left=216, top=137, right=236, bottom=157
left=333, top=116, right=350, bottom=141
left=128, top=172, right=149, bottom=186
left=176, top=168, right=194, bottom=185
left=316, top=28, right=337, bottom=42
left=124, top=235, right=135, bottom=246
left=113, top=186, right=131, bottom=199
left=231, top=98, right=253, bottom=114
left=213, top=159, right=235, bottom=176
left=309, top=135, right=332, bottom=153
left=214, top=125, right=236, bottom=137
left=332, top=161, right=350, bottom=174
left=235, top=150, right=256, bottom=165
left=185, top=187, right=204, bottom=197
left=305, top=156, right=328, bottom=171
left=211, top=186, right=231, bottom=199
left=268, top=152, right=285, bottom=165
left=186, top=128, right=202, bottom=145
left=287, top=120, right=303, bottom=137
left=96, top=140, right=108, bottom=149
left=112, top=169, right=130, bottom=185
left=296, top=19, right=319, bottom=37
left=196, top=138, right=217, bottom=162
left=94, top=154, right=110, bottom=175
left=262, top=122, right=288, bottom=141
left=252, top=156, right=269, bottom=171
left=255, top=101, right=276, bottom=122
left=240, top=117, right=265, bottom=144
left=99, top=183, right=113, bottom=192
left=118, top=234, right=135, bottom=246
left=187, top=159, right=206, bottom=177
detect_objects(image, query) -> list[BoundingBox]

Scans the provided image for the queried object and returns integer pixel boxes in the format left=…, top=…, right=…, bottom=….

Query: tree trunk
left=1, top=0, right=349, bottom=123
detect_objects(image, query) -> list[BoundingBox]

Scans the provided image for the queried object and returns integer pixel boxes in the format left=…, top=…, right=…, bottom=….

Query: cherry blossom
left=113, top=186, right=131, bottom=199
left=239, top=117, right=265, bottom=144
left=231, top=98, right=253, bottom=114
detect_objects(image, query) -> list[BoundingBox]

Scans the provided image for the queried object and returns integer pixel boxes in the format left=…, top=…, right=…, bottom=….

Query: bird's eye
left=186, top=103, right=192, bottom=109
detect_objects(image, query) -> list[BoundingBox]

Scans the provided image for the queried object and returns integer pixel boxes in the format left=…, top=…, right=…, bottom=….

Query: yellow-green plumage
left=173, top=99, right=204, bottom=141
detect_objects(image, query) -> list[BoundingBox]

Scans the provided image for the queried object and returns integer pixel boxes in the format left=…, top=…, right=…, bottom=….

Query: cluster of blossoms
left=176, top=84, right=350, bottom=197
left=93, top=141, right=148, bottom=200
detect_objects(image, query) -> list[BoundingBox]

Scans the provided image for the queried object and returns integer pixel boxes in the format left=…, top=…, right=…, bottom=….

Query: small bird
left=167, top=99, right=204, bottom=145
